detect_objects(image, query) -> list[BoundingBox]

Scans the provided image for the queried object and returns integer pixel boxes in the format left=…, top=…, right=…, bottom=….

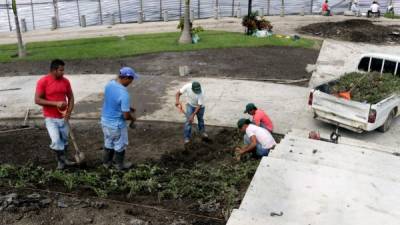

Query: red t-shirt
left=252, top=109, right=274, bottom=132
left=322, top=3, right=329, bottom=11
left=35, top=74, right=72, bottom=118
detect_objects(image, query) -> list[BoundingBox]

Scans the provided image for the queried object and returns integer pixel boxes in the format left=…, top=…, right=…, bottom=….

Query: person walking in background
left=35, top=59, right=75, bottom=170
left=101, top=67, right=138, bottom=170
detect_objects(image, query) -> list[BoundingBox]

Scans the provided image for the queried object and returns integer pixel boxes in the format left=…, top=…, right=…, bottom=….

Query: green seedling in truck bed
left=331, top=72, right=400, bottom=103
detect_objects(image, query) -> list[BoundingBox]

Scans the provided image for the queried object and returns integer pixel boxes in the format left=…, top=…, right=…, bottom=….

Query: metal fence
left=0, top=0, right=399, bottom=33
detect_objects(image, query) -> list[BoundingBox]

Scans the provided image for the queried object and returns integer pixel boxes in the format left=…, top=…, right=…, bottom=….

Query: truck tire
left=378, top=110, right=395, bottom=133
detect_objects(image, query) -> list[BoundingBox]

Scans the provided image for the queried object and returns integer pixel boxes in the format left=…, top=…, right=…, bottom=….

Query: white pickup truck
left=309, top=53, right=400, bottom=133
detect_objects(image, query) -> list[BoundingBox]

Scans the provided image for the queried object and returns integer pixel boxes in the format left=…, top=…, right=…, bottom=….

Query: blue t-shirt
left=101, top=80, right=130, bottom=129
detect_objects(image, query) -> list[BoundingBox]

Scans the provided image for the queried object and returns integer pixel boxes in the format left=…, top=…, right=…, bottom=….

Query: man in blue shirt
left=101, top=67, right=138, bottom=170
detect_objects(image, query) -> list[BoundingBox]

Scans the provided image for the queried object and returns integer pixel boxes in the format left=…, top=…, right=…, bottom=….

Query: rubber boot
left=63, top=146, right=76, bottom=166
left=103, top=148, right=115, bottom=169
left=114, top=150, right=132, bottom=171
left=55, top=151, right=65, bottom=170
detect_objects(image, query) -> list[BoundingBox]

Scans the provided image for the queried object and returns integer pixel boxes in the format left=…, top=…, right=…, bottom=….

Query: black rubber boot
left=103, top=148, right=115, bottom=169
left=114, top=150, right=132, bottom=171
left=55, top=151, right=65, bottom=170
left=63, top=145, right=76, bottom=166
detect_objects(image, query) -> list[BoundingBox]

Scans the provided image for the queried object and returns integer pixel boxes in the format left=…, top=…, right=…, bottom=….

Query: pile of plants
left=242, top=12, right=273, bottom=35
left=330, top=72, right=400, bottom=103
left=0, top=160, right=258, bottom=217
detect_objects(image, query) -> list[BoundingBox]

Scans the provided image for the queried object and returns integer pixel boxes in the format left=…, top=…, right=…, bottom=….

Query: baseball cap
left=237, top=118, right=251, bottom=129
left=244, top=103, right=257, bottom=113
left=119, top=67, right=139, bottom=79
left=192, top=81, right=202, bottom=94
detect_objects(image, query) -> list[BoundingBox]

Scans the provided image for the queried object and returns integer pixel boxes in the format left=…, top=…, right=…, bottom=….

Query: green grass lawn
left=384, top=12, right=400, bottom=19
left=0, top=31, right=317, bottom=63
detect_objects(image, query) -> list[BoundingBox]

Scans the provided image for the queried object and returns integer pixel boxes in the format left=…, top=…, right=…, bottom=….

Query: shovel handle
left=65, top=120, right=80, bottom=153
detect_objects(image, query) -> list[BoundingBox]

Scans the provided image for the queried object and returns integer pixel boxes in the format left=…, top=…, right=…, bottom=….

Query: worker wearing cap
left=236, top=118, right=276, bottom=158
left=101, top=67, right=138, bottom=170
left=175, top=81, right=207, bottom=144
left=35, top=59, right=75, bottom=170
left=244, top=103, right=273, bottom=132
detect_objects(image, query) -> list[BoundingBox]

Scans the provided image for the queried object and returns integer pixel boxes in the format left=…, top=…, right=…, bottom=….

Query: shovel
left=58, top=107, right=85, bottom=164
left=66, top=120, right=85, bottom=164
left=20, top=108, right=30, bottom=128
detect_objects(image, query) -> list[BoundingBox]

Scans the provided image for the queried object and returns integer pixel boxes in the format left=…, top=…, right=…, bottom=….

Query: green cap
left=237, top=118, right=250, bottom=129
left=192, top=81, right=202, bottom=94
left=244, top=103, right=257, bottom=113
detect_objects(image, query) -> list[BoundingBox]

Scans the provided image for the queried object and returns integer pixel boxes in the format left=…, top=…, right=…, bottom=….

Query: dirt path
left=0, top=47, right=319, bottom=84
left=298, top=19, right=400, bottom=44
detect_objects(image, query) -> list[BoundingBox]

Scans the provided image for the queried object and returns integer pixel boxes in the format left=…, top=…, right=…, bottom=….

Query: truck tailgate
left=312, top=90, right=371, bottom=124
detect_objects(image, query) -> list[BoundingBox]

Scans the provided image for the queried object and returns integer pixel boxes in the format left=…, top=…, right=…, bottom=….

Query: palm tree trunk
left=12, top=0, right=26, bottom=57
left=179, top=0, right=192, bottom=44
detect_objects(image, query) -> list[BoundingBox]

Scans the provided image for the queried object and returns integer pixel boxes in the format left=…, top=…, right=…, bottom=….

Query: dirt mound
left=298, top=19, right=400, bottom=44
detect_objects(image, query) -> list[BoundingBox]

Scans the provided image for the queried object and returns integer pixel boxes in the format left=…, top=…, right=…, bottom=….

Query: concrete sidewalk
left=0, top=74, right=398, bottom=149
left=1, top=16, right=399, bottom=45
left=227, top=131, right=400, bottom=225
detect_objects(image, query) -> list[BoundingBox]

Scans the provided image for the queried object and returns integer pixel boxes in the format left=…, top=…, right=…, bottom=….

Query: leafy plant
left=177, top=17, right=204, bottom=35
left=384, top=12, right=400, bottom=19
left=330, top=72, right=400, bottom=103
left=242, top=12, right=273, bottom=34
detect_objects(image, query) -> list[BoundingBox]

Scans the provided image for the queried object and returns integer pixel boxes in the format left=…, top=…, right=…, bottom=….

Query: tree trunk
left=12, top=0, right=26, bottom=58
left=247, top=0, right=252, bottom=35
left=179, top=0, right=192, bottom=44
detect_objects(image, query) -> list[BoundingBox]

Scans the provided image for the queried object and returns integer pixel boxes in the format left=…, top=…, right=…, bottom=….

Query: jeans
left=45, top=118, right=69, bottom=151
left=102, top=125, right=128, bottom=152
left=243, top=134, right=270, bottom=157
left=184, top=104, right=205, bottom=140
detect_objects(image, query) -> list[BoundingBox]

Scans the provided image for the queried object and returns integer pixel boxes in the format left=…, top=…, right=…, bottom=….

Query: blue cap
left=119, top=67, right=139, bottom=79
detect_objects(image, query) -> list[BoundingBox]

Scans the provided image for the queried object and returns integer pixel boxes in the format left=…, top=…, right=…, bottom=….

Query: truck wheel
left=378, top=110, right=395, bottom=133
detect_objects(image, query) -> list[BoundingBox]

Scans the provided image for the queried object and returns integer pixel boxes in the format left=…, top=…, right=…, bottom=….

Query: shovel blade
left=74, top=152, right=85, bottom=164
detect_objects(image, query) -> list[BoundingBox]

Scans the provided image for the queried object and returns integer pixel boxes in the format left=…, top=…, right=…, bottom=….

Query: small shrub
left=384, top=12, right=400, bottom=19
left=242, top=11, right=273, bottom=34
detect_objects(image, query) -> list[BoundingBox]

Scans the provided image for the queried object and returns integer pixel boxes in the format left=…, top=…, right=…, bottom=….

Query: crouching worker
left=35, top=59, right=75, bottom=170
left=101, top=67, right=138, bottom=170
left=235, top=119, right=276, bottom=159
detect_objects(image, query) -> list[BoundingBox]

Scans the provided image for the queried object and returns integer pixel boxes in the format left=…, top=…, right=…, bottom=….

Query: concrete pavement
left=0, top=74, right=398, bottom=149
left=227, top=130, right=400, bottom=225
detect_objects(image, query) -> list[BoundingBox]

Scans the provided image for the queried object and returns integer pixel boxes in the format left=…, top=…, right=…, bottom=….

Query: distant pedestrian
left=351, top=1, right=361, bottom=17
left=322, top=0, right=331, bottom=16
left=175, top=81, right=207, bottom=144
left=243, top=103, right=273, bottom=132
left=35, top=59, right=75, bottom=170
left=101, top=67, right=138, bottom=170
left=367, top=1, right=380, bottom=17
left=236, top=119, right=276, bottom=159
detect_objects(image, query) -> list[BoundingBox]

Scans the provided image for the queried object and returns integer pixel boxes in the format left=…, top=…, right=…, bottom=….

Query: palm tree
left=11, top=0, right=26, bottom=57
left=179, top=0, right=192, bottom=44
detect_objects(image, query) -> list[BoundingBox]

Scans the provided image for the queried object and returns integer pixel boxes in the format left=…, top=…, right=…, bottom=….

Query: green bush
left=242, top=11, right=273, bottom=34
left=384, top=12, right=400, bottom=19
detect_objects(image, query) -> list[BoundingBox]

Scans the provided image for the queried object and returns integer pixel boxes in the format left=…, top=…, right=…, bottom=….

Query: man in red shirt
left=35, top=59, right=75, bottom=170
left=244, top=103, right=273, bottom=132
